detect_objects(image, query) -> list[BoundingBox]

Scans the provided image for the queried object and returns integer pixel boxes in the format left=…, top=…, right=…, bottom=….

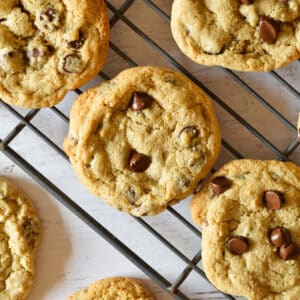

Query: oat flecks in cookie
left=190, top=159, right=300, bottom=299
left=64, top=66, right=221, bottom=216
left=0, top=177, right=40, bottom=300
left=67, top=277, right=156, bottom=300
left=171, top=0, right=300, bottom=71
left=0, top=0, right=109, bottom=108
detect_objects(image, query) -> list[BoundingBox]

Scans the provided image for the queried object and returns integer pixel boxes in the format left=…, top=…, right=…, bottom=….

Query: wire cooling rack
left=0, top=1, right=299, bottom=299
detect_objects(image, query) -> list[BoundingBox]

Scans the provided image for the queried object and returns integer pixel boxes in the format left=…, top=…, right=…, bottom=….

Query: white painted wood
left=0, top=0, right=299, bottom=299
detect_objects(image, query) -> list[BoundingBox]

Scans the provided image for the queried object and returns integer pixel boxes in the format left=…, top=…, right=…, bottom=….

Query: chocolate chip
left=129, top=151, right=151, bottom=172
left=239, top=0, right=253, bottom=4
left=178, top=126, right=199, bottom=138
left=269, top=227, right=291, bottom=247
left=210, top=176, right=231, bottom=196
left=131, top=92, right=153, bottom=111
left=263, top=191, right=284, bottom=210
left=38, top=8, right=60, bottom=31
left=43, top=8, right=57, bottom=22
left=279, top=242, right=299, bottom=260
left=227, top=236, right=249, bottom=255
left=68, top=32, right=85, bottom=49
left=62, top=54, right=83, bottom=73
left=178, top=126, right=200, bottom=148
left=47, top=45, right=55, bottom=53
left=127, top=187, right=136, bottom=198
left=259, top=16, right=279, bottom=44
left=31, top=48, right=44, bottom=58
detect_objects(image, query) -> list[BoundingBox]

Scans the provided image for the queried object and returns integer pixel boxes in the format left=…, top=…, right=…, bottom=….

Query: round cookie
left=67, top=277, right=155, bottom=300
left=0, top=0, right=109, bottom=108
left=0, top=177, right=40, bottom=300
left=64, top=66, right=221, bottom=216
left=171, top=0, right=300, bottom=72
left=191, top=159, right=300, bottom=299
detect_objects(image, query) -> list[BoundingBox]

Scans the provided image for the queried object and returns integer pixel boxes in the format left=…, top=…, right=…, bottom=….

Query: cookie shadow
left=6, top=176, right=72, bottom=300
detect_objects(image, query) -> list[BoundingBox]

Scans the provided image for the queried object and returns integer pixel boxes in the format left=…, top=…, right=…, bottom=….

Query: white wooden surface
left=0, top=1, right=299, bottom=299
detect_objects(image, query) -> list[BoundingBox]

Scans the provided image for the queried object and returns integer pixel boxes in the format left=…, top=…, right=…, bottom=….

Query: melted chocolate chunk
left=259, top=16, right=279, bottom=45
left=38, top=7, right=60, bottom=31
left=210, top=176, right=231, bottom=196
left=43, top=8, right=56, bottom=22
left=131, top=92, right=153, bottom=111
left=239, top=0, right=254, bottom=4
left=178, top=126, right=200, bottom=148
left=129, top=151, right=151, bottom=172
left=269, top=227, right=291, bottom=247
left=227, top=236, right=249, bottom=255
left=68, top=32, right=85, bottom=49
left=47, top=45, right=55, bottom=53
left=263, top=190, right=284, bottom=210
left=31, top=48, right=44, bottom=58
left=279, top=243, right=299, bottom=260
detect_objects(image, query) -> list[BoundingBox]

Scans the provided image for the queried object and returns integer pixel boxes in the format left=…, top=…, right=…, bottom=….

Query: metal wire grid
left=0, top=0, right=299, bottom=299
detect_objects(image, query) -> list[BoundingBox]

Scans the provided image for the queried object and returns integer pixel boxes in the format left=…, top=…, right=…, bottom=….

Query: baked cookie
left=67, top=277, right=155, bottom=300
left=191, top=159, right=300, bottom=299
left=0, top=0, right=109, bottom=108
left=0, top=177, right=40, bottom=299
left=171, top=0, right=300, bottom=71
left=64, top=66, right=221, bottom=216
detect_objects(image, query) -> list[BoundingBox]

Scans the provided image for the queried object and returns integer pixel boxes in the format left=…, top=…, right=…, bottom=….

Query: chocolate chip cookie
left=191, top=159, right=300, bottom=299
left=67, top=277, right=155, bottom=300
left=171, top=0, right=300, bottom=71
left=0, top=0, right=109, bottom=108
left=64, top=66, right=221, bottom=216
left=0, top=177, right=40, bottom=300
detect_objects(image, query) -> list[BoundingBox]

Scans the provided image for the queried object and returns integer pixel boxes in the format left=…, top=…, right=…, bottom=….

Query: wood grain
left=0, top=0, right=299, bottom=299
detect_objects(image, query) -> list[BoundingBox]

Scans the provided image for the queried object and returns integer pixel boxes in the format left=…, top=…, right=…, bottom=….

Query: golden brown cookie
left=67, top=277, right=155, bottom=300
left=0, top=177, right=41, bottom=300
left=64, top=66, right=221, bottom=216
left=191, top=159, right=300, bottom=299
left=171, top=0, right=300, bottom=71
left=0, top=0, right=109, bottom=108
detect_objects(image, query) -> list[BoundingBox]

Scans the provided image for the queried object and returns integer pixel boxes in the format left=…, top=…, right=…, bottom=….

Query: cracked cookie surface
left=67, top=277, right=155, bottom=300
left=64, top=66, right=221, bottom=216
left=191, top=159, right=300, bottom=299
left=0, top=0, right=109, bottom=108
left=0, top=177, right=40, bottom=300
left=171, top=0, right=300, bottom=71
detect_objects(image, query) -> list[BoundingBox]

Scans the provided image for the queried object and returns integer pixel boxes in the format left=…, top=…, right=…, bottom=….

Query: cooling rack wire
left=0, top=1, right=299, bottom=299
